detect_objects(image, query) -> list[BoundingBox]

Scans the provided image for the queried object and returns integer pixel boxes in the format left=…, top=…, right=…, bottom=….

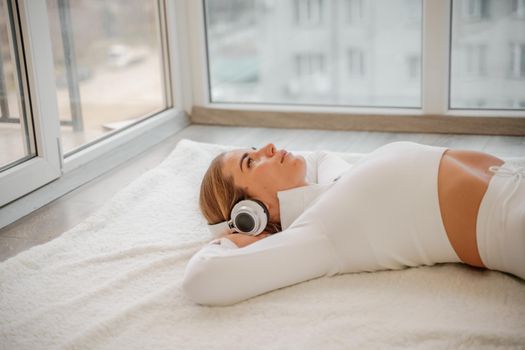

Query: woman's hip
left=476, top=163, right=525, bottom=280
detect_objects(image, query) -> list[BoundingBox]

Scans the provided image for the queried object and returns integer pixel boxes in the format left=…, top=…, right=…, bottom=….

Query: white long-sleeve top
left=182, top=142, right=460, bottom=306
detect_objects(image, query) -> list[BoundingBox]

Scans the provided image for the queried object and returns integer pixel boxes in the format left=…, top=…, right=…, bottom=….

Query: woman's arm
left=182, top=228, right=335, bottom=306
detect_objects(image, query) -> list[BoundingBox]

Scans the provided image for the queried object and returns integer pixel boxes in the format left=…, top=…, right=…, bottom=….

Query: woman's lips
left=281, top=151, right=288, bottom=163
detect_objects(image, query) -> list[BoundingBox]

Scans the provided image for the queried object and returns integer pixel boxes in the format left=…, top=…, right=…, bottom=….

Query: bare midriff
left=437, top=149, right=504, bottom=268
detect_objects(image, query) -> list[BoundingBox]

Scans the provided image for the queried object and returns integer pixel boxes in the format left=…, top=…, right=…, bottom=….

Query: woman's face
left=222, top=143, right=308, bottom=211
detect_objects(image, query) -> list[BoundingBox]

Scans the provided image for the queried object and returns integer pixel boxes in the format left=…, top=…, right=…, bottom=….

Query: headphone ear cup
left=231, top=199, right=269, bottom=235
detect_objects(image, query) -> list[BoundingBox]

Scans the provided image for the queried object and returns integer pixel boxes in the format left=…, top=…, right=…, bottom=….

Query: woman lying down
left=182, top=142, right=525, bottom=306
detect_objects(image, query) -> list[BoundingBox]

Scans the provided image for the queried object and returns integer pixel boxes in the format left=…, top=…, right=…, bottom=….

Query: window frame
left=0, top=0, right=190, bottom=225
left=190, top=0, right=525, bottom=122
left=1, top=0, right=523, bottom=228
left=58, top=0, right=180, bottom=172
left=0, top=0, right=62, bottom=207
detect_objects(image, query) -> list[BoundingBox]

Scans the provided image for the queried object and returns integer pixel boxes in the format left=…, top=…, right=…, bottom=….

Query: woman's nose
left=260, top=143, right=275, bottom=157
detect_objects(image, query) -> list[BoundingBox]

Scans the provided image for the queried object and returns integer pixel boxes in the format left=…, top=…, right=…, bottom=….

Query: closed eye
left=246, top=146, right=256, bottom=169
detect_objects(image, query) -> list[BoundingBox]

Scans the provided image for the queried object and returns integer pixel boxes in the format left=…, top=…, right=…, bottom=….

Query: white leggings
left=477, top=163, right=525, bottom=280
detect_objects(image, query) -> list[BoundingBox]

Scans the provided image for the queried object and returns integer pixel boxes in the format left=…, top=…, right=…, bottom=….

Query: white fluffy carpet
left=1, top=138, right=524, bottom=350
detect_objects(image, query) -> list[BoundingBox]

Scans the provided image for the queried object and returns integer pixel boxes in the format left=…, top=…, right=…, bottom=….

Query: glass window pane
left=46, top=0, right=168, bottom=154
left=0, top=0, right=36, bottom=171
left=205, top=0, right=422, bottom=108
left=450, top=0, right=525, bottom=109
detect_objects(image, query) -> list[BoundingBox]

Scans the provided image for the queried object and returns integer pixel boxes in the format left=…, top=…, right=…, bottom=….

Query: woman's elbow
left=181, top=260, right=239, bottom=306
left=182, top=272, right=217, bottom=306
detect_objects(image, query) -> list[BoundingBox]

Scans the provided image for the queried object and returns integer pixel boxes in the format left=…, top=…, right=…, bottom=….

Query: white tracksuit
left=183, top=142, right=525, bottom=306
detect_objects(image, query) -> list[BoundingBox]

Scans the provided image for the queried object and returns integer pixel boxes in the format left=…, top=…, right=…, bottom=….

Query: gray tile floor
left=1, top=124, right=524, bottom=262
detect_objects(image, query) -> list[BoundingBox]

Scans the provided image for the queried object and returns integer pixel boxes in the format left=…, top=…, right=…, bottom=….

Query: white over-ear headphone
left=208, top=199, right=269, bottom=237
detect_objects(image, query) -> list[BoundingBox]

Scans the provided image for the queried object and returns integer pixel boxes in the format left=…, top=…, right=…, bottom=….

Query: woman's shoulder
left=305, top=151, right=351, bottom=184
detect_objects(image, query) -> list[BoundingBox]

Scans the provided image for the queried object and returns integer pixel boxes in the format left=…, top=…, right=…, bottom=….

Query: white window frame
left=1, top=0, right=523, bottom=227
left=61, top=0, right=187, bottom=173
left=0, top=0, right=191, bottom=227
left=189, top=0, right=525, bottom=118
left=0, top=0, right=61, bottom=207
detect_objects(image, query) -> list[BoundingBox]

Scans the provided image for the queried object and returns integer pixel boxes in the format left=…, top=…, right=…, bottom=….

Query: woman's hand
left=225, top=232, right=271, bottom=248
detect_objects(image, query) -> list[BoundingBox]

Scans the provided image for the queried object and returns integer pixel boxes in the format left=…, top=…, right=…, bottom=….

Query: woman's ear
left=259, top=199, right=270, bottom=212
left=247, top=194, right=279, bottom=223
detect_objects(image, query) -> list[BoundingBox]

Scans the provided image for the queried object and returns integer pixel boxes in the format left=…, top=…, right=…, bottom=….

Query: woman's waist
left=437, top=149, right=505, bottom=266
left=437, top=149, right=504, bottom=211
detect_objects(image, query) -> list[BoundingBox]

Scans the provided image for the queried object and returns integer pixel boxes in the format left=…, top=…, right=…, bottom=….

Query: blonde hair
left=199, top=152, right=281, bottom=235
